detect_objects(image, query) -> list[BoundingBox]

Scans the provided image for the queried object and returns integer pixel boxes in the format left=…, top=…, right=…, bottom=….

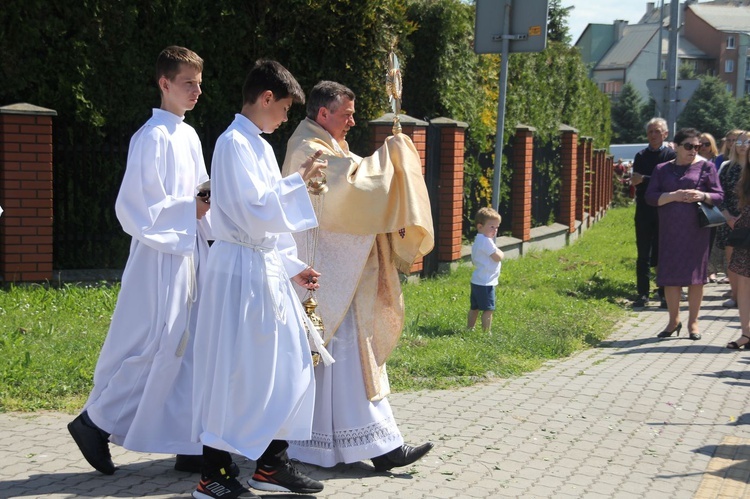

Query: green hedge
left=0, top=0, right=610, bottom=268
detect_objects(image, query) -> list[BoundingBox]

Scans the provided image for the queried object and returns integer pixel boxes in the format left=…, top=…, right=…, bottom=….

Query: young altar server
left=190, top=59, right=331, bottom=499
left=68, top=45, right=211, bottom=474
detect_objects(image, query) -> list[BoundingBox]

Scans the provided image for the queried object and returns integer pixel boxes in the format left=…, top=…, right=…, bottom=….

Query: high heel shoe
left=727, top=334, right=750, bottom=350
left=657, top=322, right=682, bottom=338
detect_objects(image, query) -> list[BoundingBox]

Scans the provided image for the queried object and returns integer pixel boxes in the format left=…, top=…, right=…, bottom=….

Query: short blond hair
left=476, top=207, right=501, bottom=226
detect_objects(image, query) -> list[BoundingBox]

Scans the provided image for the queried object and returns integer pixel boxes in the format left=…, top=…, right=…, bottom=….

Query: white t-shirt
left=471, top=233, right=501, bottom=286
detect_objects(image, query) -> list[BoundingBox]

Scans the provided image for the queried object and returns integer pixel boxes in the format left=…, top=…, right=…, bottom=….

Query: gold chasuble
left=282, top=118, right=433, bottom=400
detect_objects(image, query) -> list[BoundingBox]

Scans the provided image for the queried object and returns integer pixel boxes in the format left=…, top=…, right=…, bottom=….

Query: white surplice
left=191, top=114, right=323, bottom=460
left=85, top=108, right=211, bottom=455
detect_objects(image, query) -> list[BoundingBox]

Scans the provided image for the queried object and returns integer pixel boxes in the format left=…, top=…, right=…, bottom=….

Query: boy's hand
left=293, top=266, right=321, bottom=290
left=196, top=194, right=210, bottom=220
left=298, top=150, right=327, bottom=183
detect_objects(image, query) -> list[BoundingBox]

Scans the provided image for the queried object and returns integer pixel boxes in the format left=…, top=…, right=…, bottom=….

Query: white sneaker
left=723, top=298, right=737, bottom=308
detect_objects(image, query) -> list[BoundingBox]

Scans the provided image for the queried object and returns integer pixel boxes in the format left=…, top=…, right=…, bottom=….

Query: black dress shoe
left=67, top=413, right=115, bottom=475
left=371, top=442, right=434, bottom=472
left=174, top=454, right=203, bottom=473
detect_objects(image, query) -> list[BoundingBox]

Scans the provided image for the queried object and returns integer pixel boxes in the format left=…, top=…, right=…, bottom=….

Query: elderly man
left=281, top=81, right=434, bottom=472
left=630, top=117, right=676, bottom=308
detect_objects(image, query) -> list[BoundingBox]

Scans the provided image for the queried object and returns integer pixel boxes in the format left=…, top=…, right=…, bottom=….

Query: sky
left=561, top=0, right=675, bottom=44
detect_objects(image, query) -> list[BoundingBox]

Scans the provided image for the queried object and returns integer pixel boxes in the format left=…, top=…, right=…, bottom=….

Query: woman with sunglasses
left=715, top=130, right=748, bottom=308
left=716, top=129, right=743, bottom=170
left=725, top=132, right=750, bottom=349
left=646, top=128, right=724, bottom=340
left=699, top=133, right=719, bottom=166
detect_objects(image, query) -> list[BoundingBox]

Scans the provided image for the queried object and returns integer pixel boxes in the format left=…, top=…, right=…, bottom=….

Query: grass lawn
left=0, top=205, right=637, bottom=412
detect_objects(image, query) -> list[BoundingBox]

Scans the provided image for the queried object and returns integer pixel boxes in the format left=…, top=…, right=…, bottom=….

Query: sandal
left=727, top=334, right=750, bottom=350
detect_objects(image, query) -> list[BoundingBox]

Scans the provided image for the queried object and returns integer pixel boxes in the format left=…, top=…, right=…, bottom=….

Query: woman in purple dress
left=646, top=128, right=724, bottom=340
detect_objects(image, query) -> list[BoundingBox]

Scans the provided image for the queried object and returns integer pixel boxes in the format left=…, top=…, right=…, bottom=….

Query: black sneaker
left=193, top=467, right=258, bottom=499
left=633, top=295, right=649, bottom=308
left=248, top=461, right=324, bottom=494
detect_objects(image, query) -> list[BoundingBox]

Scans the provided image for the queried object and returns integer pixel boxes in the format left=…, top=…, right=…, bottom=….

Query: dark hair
left=155, top=46, right=203, bottom=83
left=673, top=127, right=701, bottom=145
left=242, top=59, right=304, bottom=105
left=306, top=80, right=356, bottom=120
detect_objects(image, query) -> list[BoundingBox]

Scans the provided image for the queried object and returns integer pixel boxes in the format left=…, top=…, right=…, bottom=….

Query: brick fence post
left=0, top=103, right=57, bottom=283
left=575, top=137, right=589, bottom=226
left=369, top=113, right=429, bottom=274
left=558, top=125, right=578, bottom=233
left=428, top=118, right=467, bottom=269
left=511, top=125, right=536, bottom=241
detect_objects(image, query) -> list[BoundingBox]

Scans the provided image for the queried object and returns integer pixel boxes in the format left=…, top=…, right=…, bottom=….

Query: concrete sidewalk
left=2, top=282, right=750, bottom=498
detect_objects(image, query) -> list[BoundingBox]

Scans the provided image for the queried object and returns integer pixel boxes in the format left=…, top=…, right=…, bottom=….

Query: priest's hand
left=293, top=266, right=321, bottom=290
left=196, top=194, right=210, bottom=220
left=298, top=150, right=327, bottom=183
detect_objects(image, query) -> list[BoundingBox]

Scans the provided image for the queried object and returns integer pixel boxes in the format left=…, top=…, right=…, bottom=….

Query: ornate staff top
left=386, top=51, right=402, bottom=135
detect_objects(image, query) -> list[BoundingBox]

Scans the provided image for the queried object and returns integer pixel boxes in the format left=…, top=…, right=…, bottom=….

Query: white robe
left=85, top=108, right=211, bottom=455
left=191, top=114, right=321, bottom=460
left=283, top=122, right=412, bottom=466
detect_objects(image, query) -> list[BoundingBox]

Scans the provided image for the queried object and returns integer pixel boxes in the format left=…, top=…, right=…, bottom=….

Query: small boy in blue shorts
left=468, top=207, right=504, bottom=331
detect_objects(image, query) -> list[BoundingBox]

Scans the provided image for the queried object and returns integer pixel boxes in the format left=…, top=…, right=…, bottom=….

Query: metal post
left=491, top=0, right=512, bottom=210
left=666, top=0, right=680, bottom=136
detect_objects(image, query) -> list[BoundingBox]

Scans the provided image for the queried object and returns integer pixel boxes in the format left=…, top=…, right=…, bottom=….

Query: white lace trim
left=290, top=415, right=401, bottom=450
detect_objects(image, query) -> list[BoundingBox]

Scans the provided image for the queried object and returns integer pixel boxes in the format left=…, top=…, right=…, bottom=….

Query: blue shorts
left=470, top=283, right=495, bottom=311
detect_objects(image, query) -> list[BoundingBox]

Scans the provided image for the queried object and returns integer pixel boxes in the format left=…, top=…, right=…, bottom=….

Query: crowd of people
left=66, top=46, right=435, bottom=499
left=630, top=117, right=750, bottom=349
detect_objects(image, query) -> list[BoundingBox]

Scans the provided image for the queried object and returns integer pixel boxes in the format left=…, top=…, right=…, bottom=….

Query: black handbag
left=697, top=202, right=726, bottom=228
left=727, top=227, right=750, bottom=249
left=693, top=162, right=725, bottom=228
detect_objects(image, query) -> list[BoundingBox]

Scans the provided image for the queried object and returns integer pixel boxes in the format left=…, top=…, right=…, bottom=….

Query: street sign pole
left=475, top=0, right=548, bottom=207
left=491, top=0, right=512, bottom=211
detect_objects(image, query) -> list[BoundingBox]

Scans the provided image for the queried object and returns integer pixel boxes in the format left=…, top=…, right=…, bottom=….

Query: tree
left=611, top=83, right=645, bottom=143
left=676, top=75, right=735, bottom=138
left=734, top=95, right=750, bottom=131
left=547, top=0, right=573, bottom=45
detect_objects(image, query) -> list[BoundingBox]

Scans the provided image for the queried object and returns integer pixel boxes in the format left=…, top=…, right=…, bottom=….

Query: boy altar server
left=68, top=45, right=211, bottom=474
left=190, top=59, right=331, bottom=499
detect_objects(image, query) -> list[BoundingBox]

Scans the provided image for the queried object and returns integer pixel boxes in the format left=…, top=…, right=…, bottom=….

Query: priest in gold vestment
left=281, top=81, right=434, bottom=472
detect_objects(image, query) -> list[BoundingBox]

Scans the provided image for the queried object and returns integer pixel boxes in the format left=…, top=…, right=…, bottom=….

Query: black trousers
left=635, top=205, right=663, bottom=298
left=202, top=439, right=289, bottom=476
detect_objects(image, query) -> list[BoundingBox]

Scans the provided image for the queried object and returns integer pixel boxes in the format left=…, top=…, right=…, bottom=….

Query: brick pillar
left=606, top=155, right=614, bottom=207
left=511, top=125, right=536, bottom=241
left=0, top=103, right=57, bottom=282
left=583, top=138, right=594, bottom=226
left=558, top=125, right=578, bottom=233
left=369, top=113, right=429, bottom=274
left=428, top=118, right=467, bottom=266
left=576, top=137, right=588, bottom=223
left=595, top=149, right=605, bottom=216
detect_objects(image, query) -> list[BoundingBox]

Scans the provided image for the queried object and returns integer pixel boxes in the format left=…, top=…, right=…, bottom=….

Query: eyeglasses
left=700, top=142, right=711, bottom=147
left=735, top=140, right=750, bottom=147
left=681, top=143, right=699, bottom=151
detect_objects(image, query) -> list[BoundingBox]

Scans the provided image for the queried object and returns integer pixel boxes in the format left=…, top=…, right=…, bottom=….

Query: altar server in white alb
left=190, top=59, right=332, bottom=499
left=281, top=81, right=434, bottom=472
left=67, top=46, right=211, bottom=475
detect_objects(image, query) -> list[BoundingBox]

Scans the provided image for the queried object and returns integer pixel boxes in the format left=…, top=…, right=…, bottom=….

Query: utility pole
left=665, top=0, right=680, bottom=136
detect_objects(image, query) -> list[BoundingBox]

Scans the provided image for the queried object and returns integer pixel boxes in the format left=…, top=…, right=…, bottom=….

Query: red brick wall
left=437, top=126, right=464, bottom=262
left=0, top=104, right=56, bottom=282
left=511, top=126, right=534, bottom=241
left=559, top=129, right=578, bottom=233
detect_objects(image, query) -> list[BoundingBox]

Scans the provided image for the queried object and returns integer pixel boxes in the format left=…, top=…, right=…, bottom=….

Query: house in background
left=576, top=1, right=749, bottom=102
left=684, top=2, right=750, bottom=97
